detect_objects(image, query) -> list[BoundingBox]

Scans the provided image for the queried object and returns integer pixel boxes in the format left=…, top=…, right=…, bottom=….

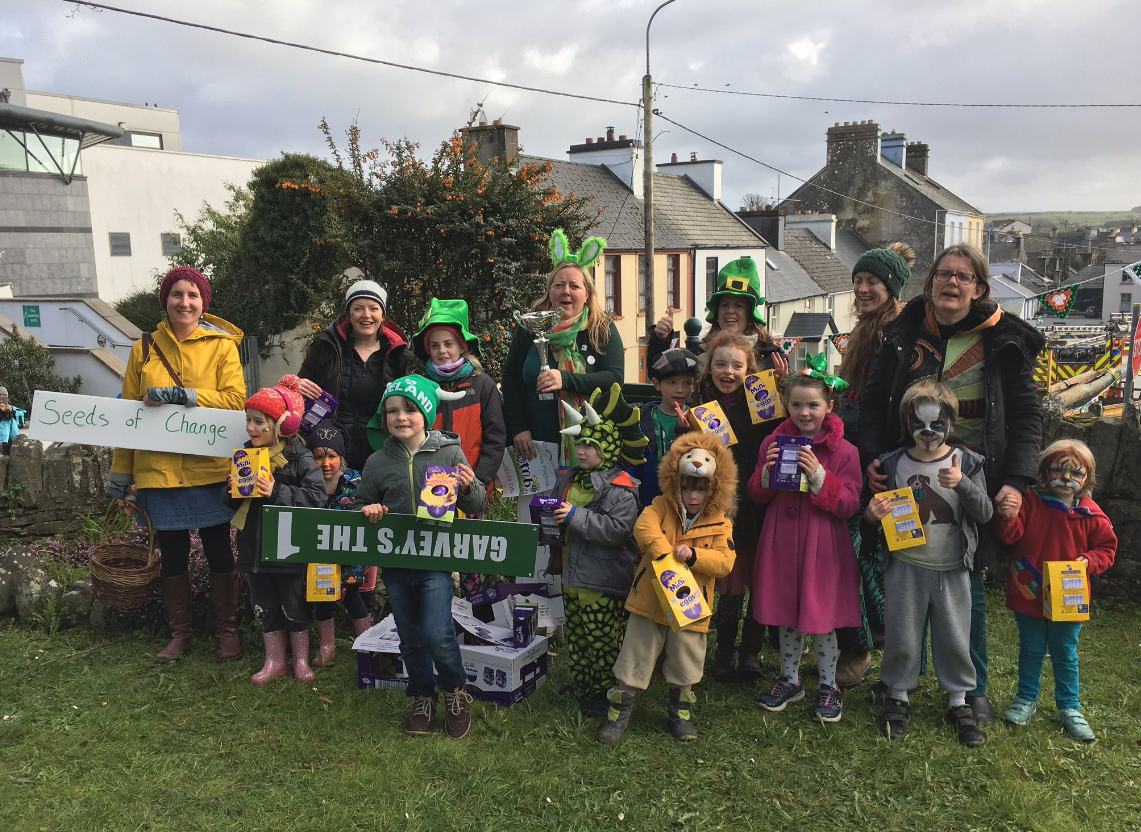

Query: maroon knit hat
left=159, top=266, right=211, bottom=313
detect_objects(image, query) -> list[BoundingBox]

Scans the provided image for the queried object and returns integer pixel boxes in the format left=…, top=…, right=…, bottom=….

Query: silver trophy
left=513, top=308, right=565, bottom=400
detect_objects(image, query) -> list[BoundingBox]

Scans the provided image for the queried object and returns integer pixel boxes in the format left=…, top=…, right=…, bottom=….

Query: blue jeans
left=1014, top=611, right=1082, bottom=710
left=918, top=571, right=989, bottom=696
left=384, top=568, right=466, bottom=697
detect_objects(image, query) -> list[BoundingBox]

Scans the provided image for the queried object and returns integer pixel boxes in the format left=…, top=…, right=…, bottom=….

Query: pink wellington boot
left=290, top=630, right=316, bottom=682
left=352, top=616, right=373, bottom=638
left=311, top=618, right=336, bottom=667
left=250, top=630, right=288, bottom=685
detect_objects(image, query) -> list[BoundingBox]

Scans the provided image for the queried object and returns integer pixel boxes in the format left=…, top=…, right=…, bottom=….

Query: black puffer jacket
left=298, top=315, right=409, bottom=471
left=858, top=298, right=1046, bottom=569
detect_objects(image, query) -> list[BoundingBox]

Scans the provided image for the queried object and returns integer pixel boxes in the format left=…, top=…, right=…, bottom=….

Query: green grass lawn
left=3, top=591, right=1141, bottom=832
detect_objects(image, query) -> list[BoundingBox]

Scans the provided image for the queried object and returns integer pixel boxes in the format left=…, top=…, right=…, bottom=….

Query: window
left=766, top=257, right=779, bottom=271
left=131, top=132, right=164, bottom=150
left=1121, top=293, right=1133, bottom=314
left=804, top=297, right=813, bottom=311
left=604, top=255, right=621, bottom=316
left=826, top=294, right=834, bottom=314
left=638, top=255, right=647, bottom=314
left=792, top=341, right=809, bottom=373
left=160, top=233, right=182, bottom=256
left=706, top=257, right=718, bottom=298
left=109, top=232, right=132, bottom=256
left=769, top=305, right=778, bottom=333
left=666, top=254, right=680, bottom=310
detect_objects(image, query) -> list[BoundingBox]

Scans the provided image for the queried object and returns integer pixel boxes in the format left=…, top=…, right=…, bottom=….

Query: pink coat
left=748, top=412, right=863, bottom=634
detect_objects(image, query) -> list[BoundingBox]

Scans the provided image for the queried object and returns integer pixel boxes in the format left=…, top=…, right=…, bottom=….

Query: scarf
left=231, top=440, right=289, bottom=531
left=547, top=308, right=590, bottom=468
left=425, top=356, right=475, bottom=385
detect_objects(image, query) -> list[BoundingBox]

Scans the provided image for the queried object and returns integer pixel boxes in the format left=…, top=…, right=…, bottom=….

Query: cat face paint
left=1045, top=455, right=1087, bottom=498
left=907, top=401, right=952, bottom=453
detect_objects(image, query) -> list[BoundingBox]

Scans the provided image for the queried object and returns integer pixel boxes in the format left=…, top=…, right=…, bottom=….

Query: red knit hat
left=244, top=375, right=305, bottom=437
left=159, top=266, right=212, bottom=312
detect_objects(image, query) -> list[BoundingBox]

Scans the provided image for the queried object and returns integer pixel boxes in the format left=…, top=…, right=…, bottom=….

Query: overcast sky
left=5, top=0, right=1140, bottom=215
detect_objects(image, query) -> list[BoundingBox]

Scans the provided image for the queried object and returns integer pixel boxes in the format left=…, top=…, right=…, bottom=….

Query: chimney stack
left=905, top=141, right=929, bottom=176
left=826, top=120, right=881, bottom=167
left=461, top=121, right=520, bottom=166
left=568, top=128, right=645, bottom=198
left=881, top=131, right=906, bottom=168
left=656, top=152, right=723, bottom=201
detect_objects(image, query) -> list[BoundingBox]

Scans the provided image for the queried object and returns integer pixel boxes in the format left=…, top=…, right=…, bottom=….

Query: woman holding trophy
left=502, top=230, right=625, bottom=467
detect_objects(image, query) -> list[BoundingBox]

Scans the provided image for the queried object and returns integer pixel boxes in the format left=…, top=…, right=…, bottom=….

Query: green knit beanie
left=852, top=248, right=911, bottom=300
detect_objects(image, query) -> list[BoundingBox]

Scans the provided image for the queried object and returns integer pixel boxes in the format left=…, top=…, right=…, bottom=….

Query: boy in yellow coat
left=600, top=432, right=738, bottom=743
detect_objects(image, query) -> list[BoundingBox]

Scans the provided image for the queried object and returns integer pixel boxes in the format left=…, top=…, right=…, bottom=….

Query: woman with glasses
left=858, top=243, right=1045, bottom=728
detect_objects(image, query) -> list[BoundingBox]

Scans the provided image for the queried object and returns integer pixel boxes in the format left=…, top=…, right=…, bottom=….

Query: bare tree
left=741, top=192, right=767, bottom=211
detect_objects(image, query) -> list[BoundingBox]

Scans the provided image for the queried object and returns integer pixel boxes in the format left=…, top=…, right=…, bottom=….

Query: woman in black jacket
left=858, top=243, right=1046, bottom=726
left=297, top=280, right=408, bottom=472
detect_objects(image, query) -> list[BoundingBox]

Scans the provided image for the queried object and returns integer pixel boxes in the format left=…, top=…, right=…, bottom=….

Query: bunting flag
left=1037, top=286, right=1077, bottom=319
left=777, top=337, right=803, bottom=356
left=828, top=332, right=851, bottom=355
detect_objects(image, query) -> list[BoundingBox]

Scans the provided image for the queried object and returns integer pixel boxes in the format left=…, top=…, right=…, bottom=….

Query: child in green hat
left=411, top=298, right=507, bottom=597
left=353, top=374, right=485, bottom=739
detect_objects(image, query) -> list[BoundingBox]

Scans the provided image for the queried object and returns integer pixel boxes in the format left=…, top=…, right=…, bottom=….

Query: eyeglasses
left=932, top=270, right=977, bottom=285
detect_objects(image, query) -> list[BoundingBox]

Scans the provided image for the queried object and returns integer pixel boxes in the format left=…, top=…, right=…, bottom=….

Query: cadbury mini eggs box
left=744, top=370, right=786, bottom=424
left=417, top=465, right=460, bottom=525
left=230, top=448, right=271, bottom=499
left=686, top=401, right=737, bottom=446
left=651, top=553, right=712, bottom=632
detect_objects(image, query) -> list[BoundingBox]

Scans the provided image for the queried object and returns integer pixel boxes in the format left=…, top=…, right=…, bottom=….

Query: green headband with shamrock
left=550, top=229, right=607, bottom=270
left=801, top=352, right=850, bottom=394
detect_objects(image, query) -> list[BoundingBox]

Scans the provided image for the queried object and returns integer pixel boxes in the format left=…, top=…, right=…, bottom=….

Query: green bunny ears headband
left=550, top=229, right=607, bottom=270
left=801, top=352, right=850, bottom=394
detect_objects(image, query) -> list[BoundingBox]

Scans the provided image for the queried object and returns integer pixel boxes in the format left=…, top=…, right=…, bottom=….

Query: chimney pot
left=606, top=126, right=615, bottom=141
left=618, top=134, right=627, bottom=141
left=478, top=121, right=488, bottom=127
left=690, top=152, right=698, bottom=161
left=671, top=152, right=678, bottom=163
left=493, top=118, right=502, bottom=125
left=597, top=136, right=604, bottom=143
left=585, top=137, right=594, bottom=144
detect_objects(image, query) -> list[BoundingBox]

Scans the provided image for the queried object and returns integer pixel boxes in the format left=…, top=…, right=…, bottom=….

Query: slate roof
left=988, top=241, right=1023, bottom=263
left=833, top=229, right=871, bottom=272
left=877, top=158, right=983, bottom=216
left=783, top=229, right=853, bottom=294
left=783, top=312, right=837, bottom=339
left=519, top=154, right=764, bottom=250
left=763, top=248, right=825, bottom=304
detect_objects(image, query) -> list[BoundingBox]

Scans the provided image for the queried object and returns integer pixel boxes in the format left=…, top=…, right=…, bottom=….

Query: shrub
left=0, top=326, right=82, bottom=411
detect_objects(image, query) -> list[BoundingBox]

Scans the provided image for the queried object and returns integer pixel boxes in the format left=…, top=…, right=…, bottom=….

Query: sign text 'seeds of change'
left=261, top=505, right=539, bottom=577
left=28, top=390, right=247, bottom=458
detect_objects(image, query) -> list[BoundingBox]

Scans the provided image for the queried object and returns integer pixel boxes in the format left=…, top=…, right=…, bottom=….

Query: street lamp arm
left=646, top=0, right=679, bottom=75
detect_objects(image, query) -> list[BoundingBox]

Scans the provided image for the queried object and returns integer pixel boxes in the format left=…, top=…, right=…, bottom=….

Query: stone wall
left=0, top=434, right=113, bottom=537
left=1043, top=408, right=1141, bottom=602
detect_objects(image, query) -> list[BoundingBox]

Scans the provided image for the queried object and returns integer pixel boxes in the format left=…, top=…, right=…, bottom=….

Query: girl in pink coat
left=748, top=359, right=863, bottom=723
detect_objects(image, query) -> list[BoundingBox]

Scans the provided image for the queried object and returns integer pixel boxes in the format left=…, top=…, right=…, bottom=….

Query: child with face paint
left=993, top=439, right=1116, bottom=742
left=228, top=375, right=328, bottom=685
left=865, top=379, right=993, bottom=746
left=750, top=360, right=863, bottom=723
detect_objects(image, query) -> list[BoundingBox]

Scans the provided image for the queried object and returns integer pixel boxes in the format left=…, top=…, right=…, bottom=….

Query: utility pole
left=644, top=0, right=677, bottom=340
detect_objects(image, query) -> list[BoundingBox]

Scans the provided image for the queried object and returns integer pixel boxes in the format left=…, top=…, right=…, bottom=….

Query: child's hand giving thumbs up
left=937, top=452, right=962, bottom=489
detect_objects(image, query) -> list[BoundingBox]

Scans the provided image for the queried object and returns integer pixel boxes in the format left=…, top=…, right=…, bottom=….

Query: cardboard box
left=512, top=604, right=537, bottom=648
left=306, top=563, right=341, bottom=602
left=687, top=401, right=737, bottom=446
left=354, top=614, right=548, bottom=706
left=744, top=371, right=786, bottom=424
left=417, top=464, right=459, bottom=525
left=530, top=496, right=564, bottom=546
left=650, top=553, right=712, bottom=632
left=466, top=582, right=565, bottom=636
left=880, top=487, right=927, bottom=551
left=299, top=389, right=339, bottom=436
left=230, top=448, right=271, bottom=498
left=771, top=436, right=811, bottom=491
left=1042, top=560, right=1090, bottom=622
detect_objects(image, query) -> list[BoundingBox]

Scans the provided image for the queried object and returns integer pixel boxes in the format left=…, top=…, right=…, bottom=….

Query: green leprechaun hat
left=412, top=298, right=482, bottom=361
left=706, top=257, right=766, bottom=325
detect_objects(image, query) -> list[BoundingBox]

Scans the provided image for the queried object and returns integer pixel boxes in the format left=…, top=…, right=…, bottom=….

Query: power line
left=657, top=82, right=1141, bottom=109
left=62, top=1, right=639, bottom=110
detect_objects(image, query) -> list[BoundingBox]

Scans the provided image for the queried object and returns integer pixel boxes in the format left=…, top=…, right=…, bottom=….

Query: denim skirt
left=135, top=483, right=234, bottom=531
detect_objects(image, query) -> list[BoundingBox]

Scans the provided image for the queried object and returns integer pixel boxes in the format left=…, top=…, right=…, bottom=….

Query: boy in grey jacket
left=866, top=379, right=993, bottom=747
left=354, top=375, right=485, bottom=740
left=550, top=384, right=648, bottom=717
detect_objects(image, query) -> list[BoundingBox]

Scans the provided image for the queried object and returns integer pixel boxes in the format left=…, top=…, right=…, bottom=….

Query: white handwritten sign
left=28, top=390, right=247, bottom=458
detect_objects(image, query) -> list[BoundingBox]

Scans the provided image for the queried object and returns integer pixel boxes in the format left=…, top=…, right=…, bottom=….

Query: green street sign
left=260, top=506, right=539, bottom=577
left=22, top=305, right=40, bottom=327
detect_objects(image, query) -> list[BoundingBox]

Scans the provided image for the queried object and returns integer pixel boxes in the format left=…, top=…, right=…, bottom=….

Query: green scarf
left=547, top=308, right=590, bottom=468
left=231, top=440, right=289, bottom=531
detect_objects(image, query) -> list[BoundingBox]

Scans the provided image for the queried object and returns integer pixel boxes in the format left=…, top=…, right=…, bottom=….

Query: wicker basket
left=90, top=502, right=158, bottom=608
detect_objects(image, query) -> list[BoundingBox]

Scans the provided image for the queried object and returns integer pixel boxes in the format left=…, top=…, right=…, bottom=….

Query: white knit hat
left=345, top=279, right=388, bottom=312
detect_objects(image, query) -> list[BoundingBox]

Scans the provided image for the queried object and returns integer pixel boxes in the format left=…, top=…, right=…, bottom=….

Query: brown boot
left=209, top=571, right=243, bottom=662
left=738, top=617, right=765, bottom=682
left=836, top=650, right=872, bottom=689
left=156, top=574, right=194, bottom=663
left=712, top=632, right=737, bottom=682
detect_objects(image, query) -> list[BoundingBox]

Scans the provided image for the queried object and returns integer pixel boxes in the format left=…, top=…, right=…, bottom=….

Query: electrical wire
left=656, top=82, right=1141, bottom=109
left=62, top=1, right=639, bottom=109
